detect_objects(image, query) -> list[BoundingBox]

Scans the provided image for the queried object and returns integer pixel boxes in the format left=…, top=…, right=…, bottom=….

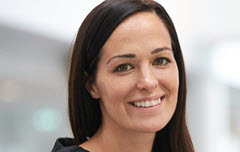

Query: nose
left=136, top=66, right=158, bottom=91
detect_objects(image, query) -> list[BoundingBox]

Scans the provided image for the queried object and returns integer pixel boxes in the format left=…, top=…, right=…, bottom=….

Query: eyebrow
left=106, top=47, right=172, bottom=64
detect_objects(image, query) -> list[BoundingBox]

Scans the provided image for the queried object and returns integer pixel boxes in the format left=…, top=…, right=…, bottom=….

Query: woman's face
left=90, top=12, right=179, bottom=133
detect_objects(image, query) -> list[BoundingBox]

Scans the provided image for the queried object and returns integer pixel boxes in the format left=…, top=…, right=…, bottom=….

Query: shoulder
left=51, top=137, right=89, bottom=152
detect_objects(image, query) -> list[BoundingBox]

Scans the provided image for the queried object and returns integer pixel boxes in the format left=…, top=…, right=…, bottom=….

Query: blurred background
left=0, top=0, right=239, bottom=151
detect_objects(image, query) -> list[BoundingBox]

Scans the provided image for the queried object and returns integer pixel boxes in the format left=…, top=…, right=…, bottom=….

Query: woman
left=52, top=0, right=195, bottom=152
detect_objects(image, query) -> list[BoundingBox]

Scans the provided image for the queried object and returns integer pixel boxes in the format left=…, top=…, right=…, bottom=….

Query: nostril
left=136, top=77, right=158, bottom=90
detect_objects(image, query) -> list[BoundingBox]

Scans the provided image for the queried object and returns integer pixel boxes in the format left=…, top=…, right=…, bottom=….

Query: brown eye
left=153, top=58, right=170, bottom=66
left=115, top=64, right=133, bottom=72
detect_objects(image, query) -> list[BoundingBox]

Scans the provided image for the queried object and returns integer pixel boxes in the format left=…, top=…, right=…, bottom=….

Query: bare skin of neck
left=80, top=119, right=156, bottom=152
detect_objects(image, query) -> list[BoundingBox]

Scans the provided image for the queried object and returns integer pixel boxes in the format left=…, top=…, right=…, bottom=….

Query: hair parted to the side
left=68, top=0, right=194, bottom=151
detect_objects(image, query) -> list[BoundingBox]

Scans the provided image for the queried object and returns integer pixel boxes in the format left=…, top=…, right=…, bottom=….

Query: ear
left=86, top=78, right=100, bottom=99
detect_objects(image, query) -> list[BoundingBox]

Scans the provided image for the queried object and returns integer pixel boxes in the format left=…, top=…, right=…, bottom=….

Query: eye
left=153, top=57, right=170, bottom=66
left=114, top=64, right=133, bottom=72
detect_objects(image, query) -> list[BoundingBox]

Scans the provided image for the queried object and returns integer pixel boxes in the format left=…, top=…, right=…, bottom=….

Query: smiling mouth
left=130, top=96, right=165, bottom=108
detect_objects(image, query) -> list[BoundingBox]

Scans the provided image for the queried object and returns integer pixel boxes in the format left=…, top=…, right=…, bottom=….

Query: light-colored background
left=0, top=0, right=240, bottom=151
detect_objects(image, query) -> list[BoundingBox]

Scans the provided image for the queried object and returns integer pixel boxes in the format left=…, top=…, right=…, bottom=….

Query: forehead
left=101, top=11, right=171, bottom=58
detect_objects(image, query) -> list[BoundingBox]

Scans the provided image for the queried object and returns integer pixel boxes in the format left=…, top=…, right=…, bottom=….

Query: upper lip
left=129, top=94, right=164, bottom=103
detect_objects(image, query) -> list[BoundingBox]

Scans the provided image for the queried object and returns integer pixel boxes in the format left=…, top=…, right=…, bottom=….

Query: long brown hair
left=68, top=0, right=194, bottom=151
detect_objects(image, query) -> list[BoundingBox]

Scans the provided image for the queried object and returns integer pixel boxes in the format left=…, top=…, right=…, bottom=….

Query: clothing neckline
left=51, top=137, right=90, bottom=152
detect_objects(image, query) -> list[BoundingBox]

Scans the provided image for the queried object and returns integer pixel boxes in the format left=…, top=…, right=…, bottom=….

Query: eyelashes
left=114, top=63, right=133, bottom=72
left=113, top=57, right=171, bottom=73
left=153, top=57, right=171, bottom=66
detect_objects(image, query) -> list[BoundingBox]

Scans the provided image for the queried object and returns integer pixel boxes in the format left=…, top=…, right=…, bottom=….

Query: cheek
left=96, top=74, right=135, bottom=103
left=165, top=67, right=179, bottom=109
left=96, top=75, right=135, bottom=122
left=156, top=66, right=179, bottom=114
left=157, top=67, right=179, bottom=93
left=168, top=67, right=179, bottom=94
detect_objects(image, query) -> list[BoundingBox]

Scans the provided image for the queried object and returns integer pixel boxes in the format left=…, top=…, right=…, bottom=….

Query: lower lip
left=128, top=96, right=164, bottom=112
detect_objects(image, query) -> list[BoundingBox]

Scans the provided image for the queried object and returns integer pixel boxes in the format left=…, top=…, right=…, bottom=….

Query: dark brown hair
left=68, top=0, right=194, bottom=151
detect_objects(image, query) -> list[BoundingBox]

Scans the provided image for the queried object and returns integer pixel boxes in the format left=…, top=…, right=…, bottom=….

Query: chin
left=130, top=122, right=168, bottom=133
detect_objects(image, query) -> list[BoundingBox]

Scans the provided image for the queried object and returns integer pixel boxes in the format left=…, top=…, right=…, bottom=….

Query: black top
left=51, top=137, right=89, bottom=152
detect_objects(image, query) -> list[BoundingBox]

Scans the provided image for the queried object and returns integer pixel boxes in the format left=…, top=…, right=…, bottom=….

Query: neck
left=81, top=119, right=156, bottom=152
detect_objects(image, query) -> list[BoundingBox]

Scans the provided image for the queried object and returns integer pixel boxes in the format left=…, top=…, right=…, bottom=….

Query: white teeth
left=145, top=101, right=150, bottom=107
left=133, top=98, right=161, bottom=108
left=136, top=102, right=141, bottom=107
left=150, top=100, right=155, bottom=106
